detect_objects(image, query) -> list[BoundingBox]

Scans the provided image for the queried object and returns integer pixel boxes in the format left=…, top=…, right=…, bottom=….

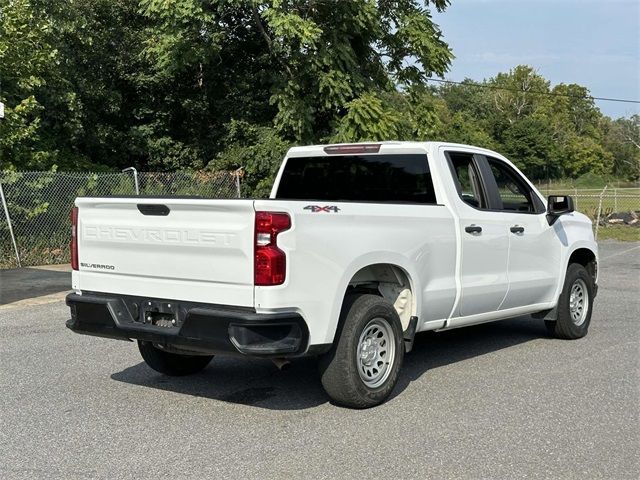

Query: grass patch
left=596, top=225, right=640, bottom=242
left=534, top=174, right=639, bottom=191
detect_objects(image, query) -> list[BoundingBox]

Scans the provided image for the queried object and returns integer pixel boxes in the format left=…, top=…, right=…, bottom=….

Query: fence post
left=614, top=188, right=617, bottom=212
left=574, top=187, right=578, bottom=210
left=594, top=185, right=608, bottom=241
left=0, top=179, right=21, bottom=268
left=234, top=168, right=243, bottom=198
left=122, top=167, right=140, bottom=195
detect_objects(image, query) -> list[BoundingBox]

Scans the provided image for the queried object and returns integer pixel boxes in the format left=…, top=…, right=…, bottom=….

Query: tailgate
left=73, top=197, right=255, bottom=307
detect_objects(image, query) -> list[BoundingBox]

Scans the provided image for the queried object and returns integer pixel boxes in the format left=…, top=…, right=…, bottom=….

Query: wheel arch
left=326, top=255, right=420, bottom=345
left=534, top=243, right=598, bottom=322
left=567, top=247, right=597, bottom=284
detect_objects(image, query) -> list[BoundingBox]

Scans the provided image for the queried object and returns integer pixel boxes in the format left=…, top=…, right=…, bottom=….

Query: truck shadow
left=111, top=316, right=548, bottom=410
left=389, top=316, right=547, bottom=403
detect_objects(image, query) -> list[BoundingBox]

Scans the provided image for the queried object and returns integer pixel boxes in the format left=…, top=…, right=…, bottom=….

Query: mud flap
left=403, top=316, right=418, bottom=353
left=531, top=306, right=558, bottom=321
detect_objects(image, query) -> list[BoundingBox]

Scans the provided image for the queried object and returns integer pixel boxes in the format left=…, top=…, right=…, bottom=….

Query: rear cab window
left=276, top=154, right=437, bottom=204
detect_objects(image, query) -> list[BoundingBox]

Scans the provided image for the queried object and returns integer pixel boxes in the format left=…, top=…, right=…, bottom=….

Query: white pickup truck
left=66, top=142, right=598, bottom=408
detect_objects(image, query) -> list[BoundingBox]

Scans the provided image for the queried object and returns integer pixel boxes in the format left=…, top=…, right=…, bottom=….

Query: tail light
left=254, top=211, right=291, bottom=286
left=70, top=206, right=79, bottom=270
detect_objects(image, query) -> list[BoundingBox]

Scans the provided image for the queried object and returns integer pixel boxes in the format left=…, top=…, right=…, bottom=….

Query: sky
left=432, top=0, right=640, bottom=119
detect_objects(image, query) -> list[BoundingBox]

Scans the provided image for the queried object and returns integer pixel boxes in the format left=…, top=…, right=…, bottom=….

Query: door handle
left=465, top=224, right=482, bottom=234
left=510, top=225, right=525, bottom=234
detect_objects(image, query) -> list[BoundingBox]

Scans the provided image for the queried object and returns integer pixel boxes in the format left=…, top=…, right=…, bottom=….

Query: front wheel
left=319, top=294, right=405, bottom=408
left=138, top=341, right=213, bottom=376
left=546, top=263, right=594, bottom=339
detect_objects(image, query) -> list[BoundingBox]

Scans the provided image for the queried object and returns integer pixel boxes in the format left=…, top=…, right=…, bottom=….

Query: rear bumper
left=66, top=292, right=318, bottom=357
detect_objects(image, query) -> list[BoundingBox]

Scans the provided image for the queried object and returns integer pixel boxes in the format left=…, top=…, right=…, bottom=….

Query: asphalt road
left=0, top=265, right=70, bottom=305
left=1, top=241, right=638, bottom=479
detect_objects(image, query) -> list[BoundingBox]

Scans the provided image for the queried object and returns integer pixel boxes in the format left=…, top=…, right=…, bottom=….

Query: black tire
left=138, top=341, right=213, bottom=376
left=546, top=263, right=594, bottom=340
left=319, top=294, right=404, bottom=408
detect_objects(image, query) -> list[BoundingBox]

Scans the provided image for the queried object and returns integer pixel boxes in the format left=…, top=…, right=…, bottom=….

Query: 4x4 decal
left=304, top=205, right=340, bottom=213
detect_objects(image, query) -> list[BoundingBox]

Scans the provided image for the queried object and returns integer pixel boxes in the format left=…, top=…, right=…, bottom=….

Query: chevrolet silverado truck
left=66, top=142, right=598, bottom=408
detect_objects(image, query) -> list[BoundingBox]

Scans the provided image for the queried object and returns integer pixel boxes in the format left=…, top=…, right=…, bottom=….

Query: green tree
left=333, top=92, right=404, bottom=142
left=488, top=65, right=550, bottom=129
left=546, top=84, right=600, bottom=137
left=442, top=111, right=496, bottom=149
left=138, top=0, right=453, bottom=151
left=559, top=135, right=613, bottom=178
left=601, top=115, right=640, bottom=180
left=437, top=78, right=492, bottom=120
left=41, top=0, right=151, bottom=170
left=501, top=115, right=559, bottom=180
left=2, top=2, right=637, bottom=195
left=0, top=0, right=57, bottom=169
left=214, top=120, right=290, bottom=197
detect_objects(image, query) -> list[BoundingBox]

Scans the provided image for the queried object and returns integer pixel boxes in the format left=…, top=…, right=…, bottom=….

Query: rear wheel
left=138, top=341, right=213, bottom=376
left=546, top=263, right=594, bottom=339
left=319, top=294, right=404, bottom=408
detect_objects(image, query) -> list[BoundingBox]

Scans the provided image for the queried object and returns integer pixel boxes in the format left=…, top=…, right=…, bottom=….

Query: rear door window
left=276, top=154, right=437, bottom=204
left=446, top=152, right=488, bottom=209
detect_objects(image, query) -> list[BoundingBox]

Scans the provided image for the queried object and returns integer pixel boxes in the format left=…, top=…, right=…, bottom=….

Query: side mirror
left=547, top=195, right=574, bottom=225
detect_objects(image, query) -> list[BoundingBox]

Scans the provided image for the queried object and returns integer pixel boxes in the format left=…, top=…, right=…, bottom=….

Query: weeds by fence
left=0, top=170, right=242, bottom=269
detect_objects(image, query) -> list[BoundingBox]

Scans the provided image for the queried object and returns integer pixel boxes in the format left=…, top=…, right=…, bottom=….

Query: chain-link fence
left=0, top=169, right=242, bottom=269
left=1, top=171, right=638, bottom=269
left=536, top=186, right=640, bottom=238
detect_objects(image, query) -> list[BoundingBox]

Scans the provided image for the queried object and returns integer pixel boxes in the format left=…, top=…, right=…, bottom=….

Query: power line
left=425, top=78, right=640, bottom=104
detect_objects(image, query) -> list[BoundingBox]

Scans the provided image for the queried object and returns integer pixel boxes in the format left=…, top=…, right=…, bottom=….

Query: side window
left=446, top=152, right=487, bottom=209
left=486, top=157, right=536, bottom=213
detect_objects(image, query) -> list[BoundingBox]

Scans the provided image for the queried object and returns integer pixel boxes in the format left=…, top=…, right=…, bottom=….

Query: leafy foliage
left=0, top=0, right=56, bottom=169
left=0, top=2, right=638, bottom=196
left=214, top=120, right=291, bottom=197
left=428, top=66, right=638, bottom=182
